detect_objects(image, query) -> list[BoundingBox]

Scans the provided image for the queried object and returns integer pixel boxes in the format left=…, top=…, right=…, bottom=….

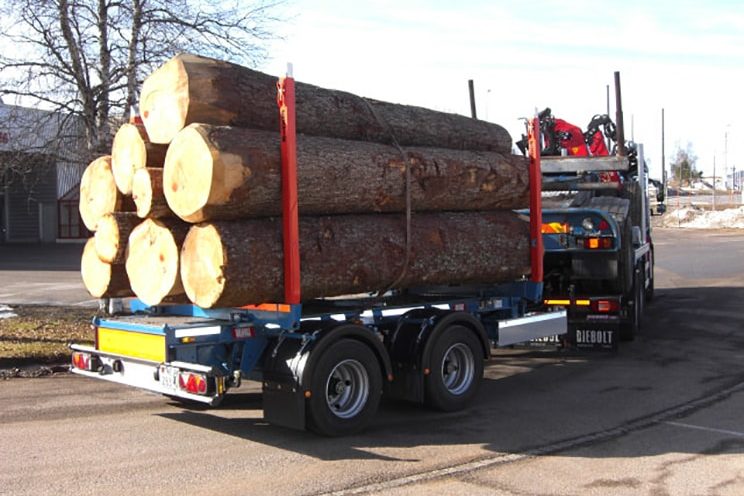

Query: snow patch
left=661, top=206, right=744, bottom=229
left=0, top=304, right=18, bottom=319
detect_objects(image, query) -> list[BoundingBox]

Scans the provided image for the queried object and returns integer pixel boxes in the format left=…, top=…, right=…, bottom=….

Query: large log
left=132, top=167, right=172, bottom=218
left=164, top=124, right=529, bottom=223
left=94, top=212, right=141, bottom=264
left=125, top=218, right=190, bottom=306
left=80, top=238, right=133, bottom=298
left=140, top=53, right=512, bottom=152
left=180, top=211, right=530, bottom=308
left=79, top=156, right=136, bottom=231
left=111, top=123, right=169, bottom=195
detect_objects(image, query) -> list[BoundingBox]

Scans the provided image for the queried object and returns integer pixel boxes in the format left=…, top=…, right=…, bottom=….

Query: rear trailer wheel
left=306, top=339, right=382, bottom=436
left=425, top=326, right=484, bottom=412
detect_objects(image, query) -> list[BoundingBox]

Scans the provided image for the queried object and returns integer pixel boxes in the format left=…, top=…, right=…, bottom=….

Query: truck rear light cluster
left=71, top=351, right=100, bottom=372
left=179, top=372, right=208, bottom=395
left=583, top=237, right=613, bottom=249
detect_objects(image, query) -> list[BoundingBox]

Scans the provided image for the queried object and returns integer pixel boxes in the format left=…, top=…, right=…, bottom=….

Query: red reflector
left=179, top=372, right=208, bottom=395
left=232, top=326, right=255, bottom=339
left=601, top=237, right=613, bottom=249
left=598, top=219, right=610, bottom=231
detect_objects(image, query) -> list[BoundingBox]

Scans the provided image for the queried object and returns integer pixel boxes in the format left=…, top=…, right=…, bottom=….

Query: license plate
left=159, top=365, right=180, bottom=391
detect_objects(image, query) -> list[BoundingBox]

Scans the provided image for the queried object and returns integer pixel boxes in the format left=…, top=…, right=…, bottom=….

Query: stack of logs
left=79, top=53, right=532, bottom=309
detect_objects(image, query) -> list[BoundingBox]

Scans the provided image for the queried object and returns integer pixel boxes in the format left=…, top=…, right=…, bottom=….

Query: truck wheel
left=645, top=257, right=655, bottom=303
left=425, top=326, right=483, bottom=412
left=620, top=269, right=643, bottom=341
left=306, top=339, right=382, bottom=437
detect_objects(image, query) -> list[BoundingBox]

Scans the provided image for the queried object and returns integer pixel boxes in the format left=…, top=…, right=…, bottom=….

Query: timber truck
left=69, top=71, right=647, bottom=436
left=519, top=73, right=654, bottom=349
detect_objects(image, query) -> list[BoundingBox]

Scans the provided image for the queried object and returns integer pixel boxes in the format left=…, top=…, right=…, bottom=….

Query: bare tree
left=670, top=143, right=701, bottom=187
left=0, top=0, right=283, bottom=179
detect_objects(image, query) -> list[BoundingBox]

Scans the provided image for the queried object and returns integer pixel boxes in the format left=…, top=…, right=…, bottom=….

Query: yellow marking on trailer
left=97, top=328, right=165, bottom=362
left=544, top=299, right=571, bottom=306
left=575, top=299, right=591, bottom=306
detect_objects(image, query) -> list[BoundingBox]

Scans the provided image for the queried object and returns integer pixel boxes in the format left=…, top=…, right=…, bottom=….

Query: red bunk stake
left=528, top=116, right=544, bottom=283
left=277, top=67, right=301, bottom=304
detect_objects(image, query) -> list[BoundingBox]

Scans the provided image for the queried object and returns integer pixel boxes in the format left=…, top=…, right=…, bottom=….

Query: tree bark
left=140, top=53, right=512, bottom=152
left=94, top=212, right=141, bottom=264
left=125, top=218, right=190, bottom=305
left=79, top=155, right=136, bottom=231
left=132, top=167, right=172, bottom=218
left=80, top=238, right=133, bottom=298
left=180, top=211, right=530, bottom=308
left=111, top=122, right=168, bottom=194
left=164, top=124, right=528, bottom=223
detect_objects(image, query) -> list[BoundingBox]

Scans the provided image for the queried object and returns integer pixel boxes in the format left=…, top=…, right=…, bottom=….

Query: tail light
left=71, top=351, right=100, bottom=371
left=583, top=237, right=613, bottom=249
left=591, top=299, right=620, bottom=313
left=179, top=372, right=208, bottom=395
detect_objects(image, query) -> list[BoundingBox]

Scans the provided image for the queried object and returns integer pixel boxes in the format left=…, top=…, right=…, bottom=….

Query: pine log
left=180, top=211, right=529, bottom=308
left=94, top=212, right=141, bottom=264
left=80, top=238, right=133, bottom=298
left=111, top=123, right=169, bottom=195
left=132, top=167, right=172, bottom=218
left=79, top=156, right=136, bottom=231
left=164, top=124, right=528, bottom=223
left=125, top=218, right=190, bottom=305
left=140, top=53, right=512, bottom=152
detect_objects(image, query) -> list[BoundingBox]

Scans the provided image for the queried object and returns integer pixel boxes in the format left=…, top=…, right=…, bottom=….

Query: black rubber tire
left=619, top=268, right=642, bottom=341
left=645, top=272, right=655, bottom=303
left=306, top=339, right=382, bottom=437
left=425, top=326, right=484, bottom=412
left=645, top=253, right=655, bottom=303
left=615, top=219, right=635, bottom=295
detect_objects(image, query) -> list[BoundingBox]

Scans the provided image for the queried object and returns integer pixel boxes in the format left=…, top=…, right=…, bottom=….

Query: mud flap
left=261, top=337, right=306, bottom=431
left=262, top=376, right=306, bottom=431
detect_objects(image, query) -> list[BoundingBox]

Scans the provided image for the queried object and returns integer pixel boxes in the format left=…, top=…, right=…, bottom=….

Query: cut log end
left=111, top=123, right=147, bottom=195
left=180, top=223, right=226, bottom=308
left=94, top=214, right=122, bottom=263
left=132, top=167, right=154, bottom=218
left=163, top=124, right=214, bottom=222
left=125, top=218, right=184, bottom=306
left=94, top=212, right=140, bottom=264
left=140, top=55, right=190, bottom=144
left=81, top=238, right=131, bottom=298
left=79, top=156, right=117, bottom=231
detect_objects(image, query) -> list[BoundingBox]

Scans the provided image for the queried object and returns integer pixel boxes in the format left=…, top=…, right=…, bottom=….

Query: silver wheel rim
left=441, top=342, right=475, bottom=396
left=325, top=359, right=369, bottom=419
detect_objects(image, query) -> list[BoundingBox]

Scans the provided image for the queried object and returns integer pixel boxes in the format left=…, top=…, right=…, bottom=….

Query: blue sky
left=261, top=0, right=744, bottom=180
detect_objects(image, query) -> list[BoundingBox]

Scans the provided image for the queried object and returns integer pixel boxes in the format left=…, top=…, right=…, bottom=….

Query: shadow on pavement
left=156, top=286, right=744, bottom=462
left=0, top=243, right=84, bottom=271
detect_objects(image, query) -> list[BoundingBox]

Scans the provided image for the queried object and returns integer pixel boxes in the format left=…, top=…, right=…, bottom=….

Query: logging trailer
left=69, top=71, right=646, bottom=436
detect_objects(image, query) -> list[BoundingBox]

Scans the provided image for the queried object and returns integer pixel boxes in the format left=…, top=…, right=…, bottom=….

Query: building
left=0, top=101, right=88, bottom=243
left=727, top=169, right=744, bottom=191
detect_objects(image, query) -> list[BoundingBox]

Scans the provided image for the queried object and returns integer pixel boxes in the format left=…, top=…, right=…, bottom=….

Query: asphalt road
left=0, top=242, right=97, bottom=307
left=2, top=228, right=744, bottom=495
